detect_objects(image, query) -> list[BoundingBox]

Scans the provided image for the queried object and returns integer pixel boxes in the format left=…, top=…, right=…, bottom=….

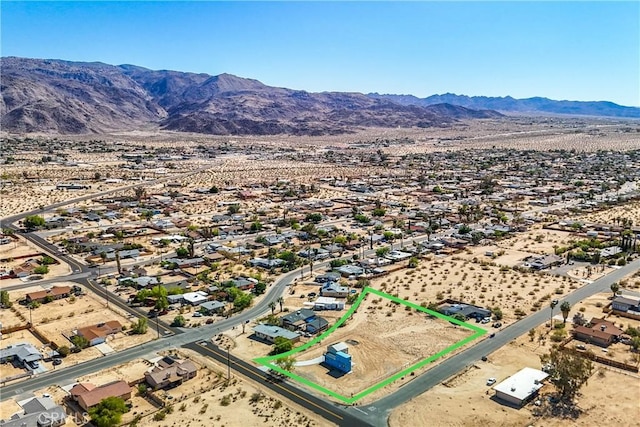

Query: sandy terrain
left=290, top=291, right=474, bottom=400
left=390, top=323, right=640, bottom=427
left=578, top=200, right=640, bottom=227
left=370, top=254, right=580, bottom=324
left=3, top=283, right=153, bottom=365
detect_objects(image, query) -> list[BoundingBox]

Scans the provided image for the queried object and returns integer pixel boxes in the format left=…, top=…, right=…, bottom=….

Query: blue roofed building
left=324, top=342, right=351, bottom=373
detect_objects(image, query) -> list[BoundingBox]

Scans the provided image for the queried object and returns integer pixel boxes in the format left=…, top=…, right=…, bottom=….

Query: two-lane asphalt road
left=184, top=341, right=369, bottom=427
left=347, top=257, right=640, bottom=426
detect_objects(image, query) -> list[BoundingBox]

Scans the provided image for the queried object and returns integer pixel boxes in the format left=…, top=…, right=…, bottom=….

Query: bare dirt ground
left=371, top=253, right=580, bottom=324
left=4, top=283, right=153, bottom=365
left=134, top=348, right=335, bottom=427
left=291, top=291, right=474, bottom=400
left=389, top=323, right=640, bottom=427
left=0, top=351, right=334, bottom=427
left=578, top=200, right=640, bottom=226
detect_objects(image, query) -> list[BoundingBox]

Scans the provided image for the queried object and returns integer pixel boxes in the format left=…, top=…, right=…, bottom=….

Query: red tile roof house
left=75, top=320, right=123, bottom=346
left=70, top=380, right=131, bottom=411
left=572, top=317, right=624, bottom=347
left=25, top=286, right=70, bottom=303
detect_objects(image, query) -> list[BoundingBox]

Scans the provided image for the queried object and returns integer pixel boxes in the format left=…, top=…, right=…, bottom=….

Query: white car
left=192, top=312, right=202, bottom=317
left=486, top=378, right=497, bottom=386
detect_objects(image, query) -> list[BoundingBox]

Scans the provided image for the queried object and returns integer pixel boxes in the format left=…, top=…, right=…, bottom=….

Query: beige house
left=144, top=356, right=197, bottom=390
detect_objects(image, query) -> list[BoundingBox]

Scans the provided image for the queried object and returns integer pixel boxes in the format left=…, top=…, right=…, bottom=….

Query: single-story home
left=199, top=300, right=226, bottom=315
left=439, top=303, right=491, bottom=321
left=253, top=325, right=301, bottom=343
left=0, top=343, right=42, bottom=366
left=71, top=380, right=132, bottom=411
left=306, top=317, right=329, bottom=335
left=315, top=272, right=341, bottom=283
left=249, top=258, right=284, bottom=269
left=320, top=282, right=350, bottom=298
left=493, top=367, right=548, bottom=407
left=572, top=317, right=624, bottom=347
left=182, top=291, right=209, bottom=306
left=118, top=276, right=158, bottom=289
left=1, top=396, right=66, bottom=427
left=25, top=286, right=70, bottom=304
left=611, top=295, right=640, bottom=317
left=309, top=296, right=344, bottom=311
left=335, top=265, right=364, bottom=277
left=75, top=321, right=123, bottom=346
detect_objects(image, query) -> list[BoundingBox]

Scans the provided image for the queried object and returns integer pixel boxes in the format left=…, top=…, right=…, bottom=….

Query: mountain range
left=1, top=57, right=637, bottom=135
left=367, top=93, right=640, bottom=119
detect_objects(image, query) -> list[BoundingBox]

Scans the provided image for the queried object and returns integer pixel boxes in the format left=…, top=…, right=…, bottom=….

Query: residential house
left=528, top=254, right=563, bottom=270
left=493, top=367, right=548, bottom=407
left=106, top=249, right=140, bottom=260
left=281, top=309, right=316, bottom=331
left=315, top=272, right=341, bottom=283
left=335, top=265, right=364, bottom=277
left=25, top=286, right=70, bottom=304
left=249, top=258, right=284, bottom=269
left=306, top=317, right=329, bottom=335
left=383, top=250, right=413, bottom=262
left=164, top=258, right=204, bottom=269
left=0, top=343, right=42, bottom=366
left=0, top=396, right=66, bottom=427
left=253, top=325, right=301, bottom=343
left=229, top=277, right=254, bottom=291
left=572, top=317, right=624, bottom=347
left=439, top=303, right=491, bottom=321
left=75, top=321, right=123, bottom=346
left=71, top=381, right=132, bottom=411
left=320, top=282, right=350, bottom=298
left=118, top=276, right=158, bottom=289
left=182, top=291, right=209, bottom=306
left=308, top=296, right=344, bottom=311
left=611, top=295, right=640, bottom=318
left=144, top=356, right=197, bottom=390
left=199, top=300, right=226, bottom=315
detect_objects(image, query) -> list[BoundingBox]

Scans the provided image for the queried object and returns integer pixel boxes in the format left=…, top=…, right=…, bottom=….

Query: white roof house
left=493, top=367, right=549, bottom=407
left=182, top=291, right=209, bottom=305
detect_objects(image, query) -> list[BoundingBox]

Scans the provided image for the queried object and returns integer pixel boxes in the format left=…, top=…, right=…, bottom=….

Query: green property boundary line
left=254, top=286, right=486, bottom=404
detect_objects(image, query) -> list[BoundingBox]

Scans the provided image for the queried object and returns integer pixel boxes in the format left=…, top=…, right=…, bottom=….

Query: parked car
left=193, top=312, right=202, bottom=317
left=52, top=358, right=62, bottom=366
left=486, top=378, right=497, bottom=386
left=492, top=322, right=502, bottom=328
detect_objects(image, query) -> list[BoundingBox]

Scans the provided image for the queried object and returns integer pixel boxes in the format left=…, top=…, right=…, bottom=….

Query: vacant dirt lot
left=371, top=253, right=579, bottom=325
left=273, top=291, right=474, bottom=401
left=5, top=283, right=153, bottom=364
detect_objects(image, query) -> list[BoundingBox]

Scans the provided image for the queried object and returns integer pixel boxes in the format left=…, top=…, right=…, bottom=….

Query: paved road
left=185, top=341, right=369, bottom=427
left=4, top=181, right=639, bottom=426
left=348, top=257, right=640, bottom=426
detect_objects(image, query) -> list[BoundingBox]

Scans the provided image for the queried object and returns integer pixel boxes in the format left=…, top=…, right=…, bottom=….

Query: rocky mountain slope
left=1, top=57, right=501, bottom=135
left=368, top=92, right=640, bottom=118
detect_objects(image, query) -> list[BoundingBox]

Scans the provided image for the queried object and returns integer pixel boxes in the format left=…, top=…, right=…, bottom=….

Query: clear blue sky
left=2, top=1, right=639, bottom=106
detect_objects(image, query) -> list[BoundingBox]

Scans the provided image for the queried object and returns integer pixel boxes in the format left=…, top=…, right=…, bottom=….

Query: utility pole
left=156, top=315, right=160, bottom=339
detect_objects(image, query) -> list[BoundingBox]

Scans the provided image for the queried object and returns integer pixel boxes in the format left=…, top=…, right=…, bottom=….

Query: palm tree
left=560, top=301, right=571, bottom=324
left=610, top=282, right=620, bottom=298
left=277, top=297, right=284, bottom=313
left=550, top=299, right=559, bottom=328
left=268, top=301, right=276, bottom=315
